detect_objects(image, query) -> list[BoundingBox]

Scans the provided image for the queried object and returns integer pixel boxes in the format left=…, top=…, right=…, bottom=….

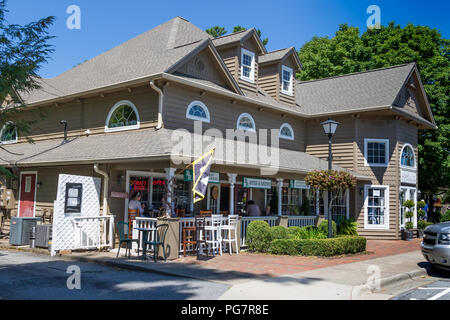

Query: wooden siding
left=259, top=63, right=279, bottom=101
left=162, top=83, right=306, bottom=152
left=217, top=46, right=239, bottom=81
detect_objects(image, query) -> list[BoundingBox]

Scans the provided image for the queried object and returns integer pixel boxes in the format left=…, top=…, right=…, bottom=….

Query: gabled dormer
left=259, top=47, right=302, bottom=107
left=212, top=28, right=266, bottom=95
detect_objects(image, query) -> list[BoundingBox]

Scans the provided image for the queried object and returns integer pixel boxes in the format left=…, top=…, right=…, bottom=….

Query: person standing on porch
left=247, top=200, right=261, bottom=217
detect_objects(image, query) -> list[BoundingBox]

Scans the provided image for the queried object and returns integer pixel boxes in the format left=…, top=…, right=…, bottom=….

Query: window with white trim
left=364, top=139, right=389, bottom=167
left=237, top=113, right=256, bottom=132
left=281, top=65, right=293, bottom=95
left=186, top=101, right=210, bottom=123
left=0, top=122, right=18, bottom=144
left=105, top=100, right=140, bottom=132
left=364, top=185, right=389, bottom=229
left=240, top=48, right=255, bottom=82
left=400, top=144, right=415, bottom=168
left=279, top=123, right=294, bottom=140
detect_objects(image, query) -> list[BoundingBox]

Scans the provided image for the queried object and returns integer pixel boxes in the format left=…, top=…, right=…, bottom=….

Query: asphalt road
left=0, top=250, right=229, bottom=300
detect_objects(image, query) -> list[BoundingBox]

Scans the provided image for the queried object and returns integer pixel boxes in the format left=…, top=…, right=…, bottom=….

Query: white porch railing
left=72, top=215, right=114, bottom=250
left=287, top=216, right=317, bottom=228
left=240, top=216, right=279, bottom=247
left=132, top=217, right=158, bottom=250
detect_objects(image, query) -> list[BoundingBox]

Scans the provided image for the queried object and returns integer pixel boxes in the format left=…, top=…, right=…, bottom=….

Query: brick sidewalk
left=174, top=239, right=423, bottom=277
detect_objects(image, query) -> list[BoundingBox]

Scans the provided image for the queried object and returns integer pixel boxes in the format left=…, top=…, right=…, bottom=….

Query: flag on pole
left=192, top=148, right=215, bottom=203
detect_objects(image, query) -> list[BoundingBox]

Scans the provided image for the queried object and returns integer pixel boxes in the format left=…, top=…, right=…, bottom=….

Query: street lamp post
left=321, top=118, right=339, bottom=238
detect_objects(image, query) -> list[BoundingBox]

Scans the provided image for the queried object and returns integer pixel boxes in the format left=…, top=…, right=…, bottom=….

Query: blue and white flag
left=192, top=148, right=215, bottom=203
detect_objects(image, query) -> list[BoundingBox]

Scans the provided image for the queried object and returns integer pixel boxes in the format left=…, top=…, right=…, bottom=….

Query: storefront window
left=129, top=176, right=150, bottom=209
left=236, top=186, right=249, bottom=215
left=330, top=190, right=347, bottom=224
left=174, top=179, right=190, bottom=211
left=309, top=190, right=325, bottom=215
left=152, top=178, right=166, bottom=210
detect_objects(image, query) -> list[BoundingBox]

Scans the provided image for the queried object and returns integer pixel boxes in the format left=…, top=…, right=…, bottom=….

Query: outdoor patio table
left=134, top=227, right=156, bottom=260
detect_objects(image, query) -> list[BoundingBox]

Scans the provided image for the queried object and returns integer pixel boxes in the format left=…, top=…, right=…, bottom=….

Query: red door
left=19, top=173, right=36, bottom=217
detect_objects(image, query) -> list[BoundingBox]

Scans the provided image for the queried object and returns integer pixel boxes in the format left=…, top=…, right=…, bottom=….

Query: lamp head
left=321, top=118, right=339, bottom=136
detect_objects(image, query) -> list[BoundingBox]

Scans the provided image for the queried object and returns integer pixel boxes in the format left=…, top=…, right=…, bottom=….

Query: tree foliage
left=0, top=0, right=54, bottom=135
left=298, top=22, right=450, bottom=194
left=206, top=25, right=268, bottom=45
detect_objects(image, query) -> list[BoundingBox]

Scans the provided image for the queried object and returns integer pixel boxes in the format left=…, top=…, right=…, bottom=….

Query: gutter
left=93, top=164, right=109, bottom=216
left=150, top=81, right=164, bottom=129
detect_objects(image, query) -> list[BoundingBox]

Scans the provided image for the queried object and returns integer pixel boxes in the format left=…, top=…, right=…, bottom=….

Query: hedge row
left=268, top=236, right=367, bottom=257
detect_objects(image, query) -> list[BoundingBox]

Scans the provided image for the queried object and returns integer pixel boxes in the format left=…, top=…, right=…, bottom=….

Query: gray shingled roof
left=0, top=128, right=369, bottom=179
left=259, top=48, right=291, bottom=64
left=295, top=63, right=415, bottom=115
left=211, top=29, right=254, bottom=47
left=20, top=17, right=210, bottom=105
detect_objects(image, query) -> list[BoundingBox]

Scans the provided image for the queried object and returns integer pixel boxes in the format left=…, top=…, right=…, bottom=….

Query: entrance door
left=399, top=187, right=417, bottom=228
left=18, top=172, right=37, bottom=217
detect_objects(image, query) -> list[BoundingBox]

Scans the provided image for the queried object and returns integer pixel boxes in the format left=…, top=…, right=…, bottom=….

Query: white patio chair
left=221, top=215, right=239, bottom=255
left=204, top=214, right=223, bottom=256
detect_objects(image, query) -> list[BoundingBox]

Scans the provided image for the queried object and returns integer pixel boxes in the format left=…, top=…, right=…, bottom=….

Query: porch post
left=165, top=168, right=176, bottom=216
left=277, top=178, right=283, bottom=216
left=227, top=173, right=237, bottom=215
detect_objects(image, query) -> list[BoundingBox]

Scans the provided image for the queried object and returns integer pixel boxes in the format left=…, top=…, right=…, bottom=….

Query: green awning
left=0, top=167, right=17, bottom=179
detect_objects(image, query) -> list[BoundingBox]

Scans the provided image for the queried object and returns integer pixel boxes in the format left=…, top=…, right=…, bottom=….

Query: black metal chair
left=116, top=221, right=139, bottom=259
left=143, top=224, right=169, bottom=262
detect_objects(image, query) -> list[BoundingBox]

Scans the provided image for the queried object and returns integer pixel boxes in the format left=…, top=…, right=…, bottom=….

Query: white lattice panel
left=51, top=174, right=101, bottom=255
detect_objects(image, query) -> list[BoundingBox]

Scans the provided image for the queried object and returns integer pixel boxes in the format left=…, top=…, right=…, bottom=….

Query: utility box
left=9, top=217, right=41, bottom=246
left=35, top=224, right=52, bottom=248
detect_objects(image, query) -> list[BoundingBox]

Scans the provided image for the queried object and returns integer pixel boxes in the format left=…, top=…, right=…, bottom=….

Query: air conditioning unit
left=9, top=217, right=41, bottom=246
left=35, top=224, right=52, bottom=248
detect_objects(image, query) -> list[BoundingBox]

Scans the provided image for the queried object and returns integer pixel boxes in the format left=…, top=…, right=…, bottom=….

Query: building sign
left=289, top=180, right=310, bottom=189
left=110, top=191, right=129, bottom=199
left=130, top=178, right=149, bottom=191
left=185, top=170, right=219, bottom=183
left=401, top=169, right=417, bottom=185
left=242, top=177, right=272, bottom=189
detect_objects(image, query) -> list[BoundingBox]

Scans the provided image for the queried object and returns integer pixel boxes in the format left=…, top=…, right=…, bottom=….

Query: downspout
left=93, top=164, right=109, bottom=216
left=150, top=81, right=164, bottom=130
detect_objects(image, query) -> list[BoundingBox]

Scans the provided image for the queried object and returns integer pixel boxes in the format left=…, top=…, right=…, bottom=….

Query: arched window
left=105, top=100, right=140, bottom=132
left=186, top=101, right=210, bottom=123
left=236, top=113, right=256, bottom=132
left=279, top=123, right=294, bottom=140
left=0, top=122, right=18, bottom=144
left=400, top=144, right=415, bottom=168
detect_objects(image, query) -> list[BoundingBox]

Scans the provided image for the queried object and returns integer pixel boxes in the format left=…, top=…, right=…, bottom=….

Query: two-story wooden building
left=0, top=17, right=436, bottom=239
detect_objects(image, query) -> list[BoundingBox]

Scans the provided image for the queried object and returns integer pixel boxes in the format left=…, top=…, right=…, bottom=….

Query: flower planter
left=417, top=229, right=424, bottom=238
left=401, top=229, right=414, bottom=241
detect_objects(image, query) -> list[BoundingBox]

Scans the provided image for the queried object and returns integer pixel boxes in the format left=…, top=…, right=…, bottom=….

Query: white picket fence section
left=72, top=215, right=114, bottom=250
left=287, top=216, right=317, bottom=228
left=178, top=217, right=228, bottom=253
left=132, top=217, right=158, bottom=250
left=240, top=216, right=279, bottom=247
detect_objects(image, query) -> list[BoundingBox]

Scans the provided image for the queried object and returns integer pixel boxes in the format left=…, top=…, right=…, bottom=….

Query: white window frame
left=399, top=186, right=417, bottom=229
left=364, top=138, right=389, bottom=167
left=400, top=143, right=416, bottom=170
left=236, top=113, right=256, bottom=132
left=0, top=121, right=18, bottom=145
left=240, top=48, right=255, bottom=83
left=105, top=100, right=140, bottom=133
left=279, top=123, right=294, bottom=140
left=186, top=100, right=210, bottom=123
left=364, top=184, right=390, bottom=230
left=281, top=65, right=293, bottom=95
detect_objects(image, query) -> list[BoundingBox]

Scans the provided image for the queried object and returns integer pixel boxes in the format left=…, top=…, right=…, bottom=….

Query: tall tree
left=0, top=0, right=55, bottom=138
left=205, top=26, right=227, bottom=38
left=297, top=22, right=450, bottom=202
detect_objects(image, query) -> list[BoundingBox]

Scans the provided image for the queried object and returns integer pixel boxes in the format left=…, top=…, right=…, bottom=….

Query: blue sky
left=5, top=0, right=449, bottom=78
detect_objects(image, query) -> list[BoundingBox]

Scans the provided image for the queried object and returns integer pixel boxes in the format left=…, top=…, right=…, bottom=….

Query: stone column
left=227, top=173, right=237, bottom=215
left=277, top=178, right=283, bottom=216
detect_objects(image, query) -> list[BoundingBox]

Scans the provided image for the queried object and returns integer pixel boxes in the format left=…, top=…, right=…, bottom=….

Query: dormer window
left=241, top=48, right=255, bottom=83
left=281, top=65, right=293, bottom=95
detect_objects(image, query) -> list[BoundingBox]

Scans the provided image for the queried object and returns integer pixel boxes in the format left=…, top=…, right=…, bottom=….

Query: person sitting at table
left=247, top=200, right=261, bottom=217
left=129, top=191, right=146, bottom=217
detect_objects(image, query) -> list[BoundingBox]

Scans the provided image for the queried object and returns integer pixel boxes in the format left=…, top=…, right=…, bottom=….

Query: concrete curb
left=354, top=268, right=428, bottom=298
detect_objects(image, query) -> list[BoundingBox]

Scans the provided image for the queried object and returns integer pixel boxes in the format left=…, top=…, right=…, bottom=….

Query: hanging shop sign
left=289, top=180, right=310, bottom=189
left=184, top=170, right=219, bottom=183
left=242, top=177, right=272, bottom=189
left=401, top=169, right=417, bottom=185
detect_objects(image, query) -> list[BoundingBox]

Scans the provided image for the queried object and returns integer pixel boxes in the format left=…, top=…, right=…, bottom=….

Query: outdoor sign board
left=289, top=180, right=310, bottom=189
left=184, top=170, right=219, bottom=183
left=242, top=177, right=272, bottom=189
left=401, top=169, right=417, bottom=185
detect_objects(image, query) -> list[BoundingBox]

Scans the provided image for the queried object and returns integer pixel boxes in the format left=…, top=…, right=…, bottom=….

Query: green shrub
left=417, top=220, right=427, bottom=230
left=417, top=201, right=426, bottom=209
left=286, top=226, right=302, bottom=239
left=338, top=218, right=358, bottom=236
left=270, top=226, right=288, bottom=240
left=318, top=220, right=337, bottom=237
left=246, top=221, right=272, bottom=252
left=405, top=221, right=414, bottom=230
left=403, top=200, right=415, bottom=209
left=441, top=210, right=450, bottom=222
left=425, top=221, right=434, bottom=228
left=297, top=225, right=327, bottom=239
left=269, top=236, right=366, bottom=257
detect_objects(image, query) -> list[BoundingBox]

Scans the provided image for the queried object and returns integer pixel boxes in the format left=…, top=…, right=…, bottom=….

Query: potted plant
left=401, top=200, right=415, bottom=240
left=416, top=201, right=427, bottom=238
